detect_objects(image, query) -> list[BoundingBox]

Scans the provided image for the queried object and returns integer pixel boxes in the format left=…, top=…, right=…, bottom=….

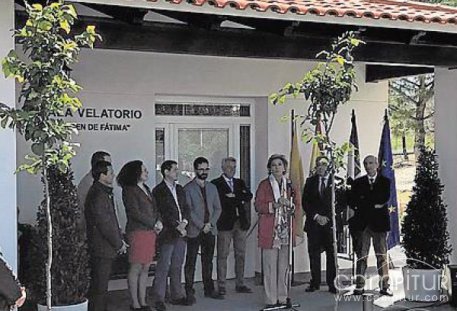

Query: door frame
left=153, top=96, right=255, bottom=187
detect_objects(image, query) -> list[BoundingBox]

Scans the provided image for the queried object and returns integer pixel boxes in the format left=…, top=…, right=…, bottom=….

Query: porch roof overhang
left=15, top=0, right=457, bottom=80
left=70, top=0, right=457, bottom=34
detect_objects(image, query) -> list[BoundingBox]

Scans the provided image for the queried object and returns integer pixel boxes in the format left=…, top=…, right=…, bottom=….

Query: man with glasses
left=184, top=157, right=223, bottom=304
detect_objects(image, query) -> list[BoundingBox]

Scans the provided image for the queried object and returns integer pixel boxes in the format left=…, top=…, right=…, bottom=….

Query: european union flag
left=378, top=110, right=400, bottom=249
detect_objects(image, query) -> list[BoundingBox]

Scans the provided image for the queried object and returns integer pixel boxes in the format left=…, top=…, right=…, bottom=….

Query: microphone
left=286, top=179, right=295, bottom=197
left=286, top=179, right=296, bottom=214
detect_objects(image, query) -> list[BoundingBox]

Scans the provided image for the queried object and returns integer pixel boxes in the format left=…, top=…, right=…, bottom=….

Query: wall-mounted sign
left=56, top=107, right=143, bottom=132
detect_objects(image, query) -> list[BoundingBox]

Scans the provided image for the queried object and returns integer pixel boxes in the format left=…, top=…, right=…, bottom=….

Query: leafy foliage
left=28, top=165, right=90, bottom=305
left=415, top=0, right=457, bottom=5
left=0, top=1, right=100, bottom=307
left=389, top=75, right=434, bottom=158
left=270, top=31, right=363, bottom=171
left=0, top=1, right=101, bottom=173
left=402, top=148, right=451, bottom=269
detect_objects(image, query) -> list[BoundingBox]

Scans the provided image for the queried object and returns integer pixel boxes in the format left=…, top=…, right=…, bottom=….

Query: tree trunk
left=414, top=77, right=428, bottom=160
left=402, top=134, right=409, bottom=160
left=43, top=165, right=52, bottom=311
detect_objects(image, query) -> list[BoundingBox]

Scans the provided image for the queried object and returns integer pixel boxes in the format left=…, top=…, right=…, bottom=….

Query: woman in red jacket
left=118, top=161, right=162, bottom=311
left=255, top=154, right=300, bottom=309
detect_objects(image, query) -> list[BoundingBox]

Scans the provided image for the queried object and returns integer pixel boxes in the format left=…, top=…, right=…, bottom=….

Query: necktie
left=320, top=178, right=326, bottom=196
left=369, top=178, right=374, bottom=190
left=228, top=179, right=234, bottom=192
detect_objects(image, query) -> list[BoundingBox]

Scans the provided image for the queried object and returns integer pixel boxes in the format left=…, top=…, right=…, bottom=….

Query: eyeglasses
left=197, top=168, right=210, bottom=171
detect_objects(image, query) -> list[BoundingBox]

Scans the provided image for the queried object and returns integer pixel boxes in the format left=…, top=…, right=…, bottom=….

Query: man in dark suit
left=302, top=156, right=337, bottom=294
left=211, top=157, right=253, bottom=296
left=349, top=155, right=392, bottom=296
left=85, top=161, right=128, bottom=311
left=152, top=160, right=190, bottom=311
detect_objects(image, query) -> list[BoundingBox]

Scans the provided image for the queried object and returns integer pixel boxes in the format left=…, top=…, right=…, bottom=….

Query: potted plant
left=0, top=1, right=100, bottom=310
left=402, top=148, right=452, bottom=301
left=28, top=165, right=90, bottom=311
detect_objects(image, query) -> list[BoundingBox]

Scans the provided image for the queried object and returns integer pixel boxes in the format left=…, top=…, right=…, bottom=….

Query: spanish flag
left=289, top=112, right=305, bottom=243
left=309, top=119, right=323, bottom=176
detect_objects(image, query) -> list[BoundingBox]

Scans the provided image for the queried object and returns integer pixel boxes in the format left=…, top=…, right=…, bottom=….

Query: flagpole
left=291, top=109, right=295, bottom=285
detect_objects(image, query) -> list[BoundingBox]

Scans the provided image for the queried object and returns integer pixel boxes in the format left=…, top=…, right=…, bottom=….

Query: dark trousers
left=153, top=237, right=186, bottom=302
left=307, top=224, right=336, bottom=289
left=88, top=256, right=113, bottom=311
left=185, top=232, right=216, bottom=295
left=353, top=227, right=389, bottom=289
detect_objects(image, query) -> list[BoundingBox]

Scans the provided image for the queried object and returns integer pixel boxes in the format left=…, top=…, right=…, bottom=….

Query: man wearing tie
left=211, top=157, right=253, bottom=296
left=302, top=156, right=337, bottom=293
left=349, top=155, right=392, bottom=296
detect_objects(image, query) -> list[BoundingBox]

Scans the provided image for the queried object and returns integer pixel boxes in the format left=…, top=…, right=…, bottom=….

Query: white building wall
left=0, top=0, right=17, bottom=270
left=16, top=48, right=388, bottom=279
left=435, top=68, right=457, bottom=265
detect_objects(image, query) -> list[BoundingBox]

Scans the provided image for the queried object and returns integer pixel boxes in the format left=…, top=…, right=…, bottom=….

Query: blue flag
left=378, top=110, right=400, bottom=249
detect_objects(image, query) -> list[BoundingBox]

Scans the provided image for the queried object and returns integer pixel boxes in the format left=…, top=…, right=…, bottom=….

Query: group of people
left=79, top=150, right=393, bottom=311
left=80, top=153, right=253, bottom=311
left=301, top=154, right=393, bottom=297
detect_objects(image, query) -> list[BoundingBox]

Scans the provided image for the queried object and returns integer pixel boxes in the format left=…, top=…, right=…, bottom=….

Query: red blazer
left=254, top=178, right=301, bottom=249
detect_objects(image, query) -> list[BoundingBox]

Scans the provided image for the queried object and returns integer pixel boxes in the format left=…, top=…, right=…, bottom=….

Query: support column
left=435, top=67, right=457, bottom=265
left=0, top=0, right=17, bottom=270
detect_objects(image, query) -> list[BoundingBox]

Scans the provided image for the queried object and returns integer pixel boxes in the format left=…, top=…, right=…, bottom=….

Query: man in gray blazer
left=184, top=157, right=223, bottom=304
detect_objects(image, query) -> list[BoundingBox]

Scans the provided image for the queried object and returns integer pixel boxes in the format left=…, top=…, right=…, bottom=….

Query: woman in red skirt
left=118, top=160, right=162, bottom=311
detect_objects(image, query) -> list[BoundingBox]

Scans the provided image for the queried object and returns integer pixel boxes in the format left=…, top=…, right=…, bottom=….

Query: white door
left=173, top=124, right=234, bottom=185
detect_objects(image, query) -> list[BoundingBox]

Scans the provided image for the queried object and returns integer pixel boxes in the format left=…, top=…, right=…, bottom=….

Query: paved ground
left=106, top=267, right=455, bottom=311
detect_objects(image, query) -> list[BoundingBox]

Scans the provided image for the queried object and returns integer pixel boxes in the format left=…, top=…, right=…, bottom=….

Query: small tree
left=0, top=1, right=100, bottom=309
left=402, top=148, right=451, bottom=269
left=28, top=165, right=90, bottom=305
left=270, top=31, right=363, bottom=284
left=270, top=31, right=362, bottom=168
left=389, top=75, right=434, bottom=159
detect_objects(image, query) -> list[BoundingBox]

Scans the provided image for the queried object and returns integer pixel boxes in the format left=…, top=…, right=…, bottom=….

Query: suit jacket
left=85, top=181, right=123, bottom=259
left=211, top=176, right=253, bottom=231
left=76, top=171, right=93, bottom=232
left=152, top=181, right=190, bottom=243
left=254, top=178, right=300, bottom=249
left=349, top=174, right=391, bottom=232
left=184, top=179, right=222, bottom=238
left=122, top=184, right=160, bottom=234
left=302, top=174, right=332, bottom=232
left=0, top=254, right=21, bottom=311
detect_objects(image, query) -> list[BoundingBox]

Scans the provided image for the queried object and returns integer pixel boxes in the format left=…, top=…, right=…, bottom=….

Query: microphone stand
left=261, top=184, right=300, bottom=311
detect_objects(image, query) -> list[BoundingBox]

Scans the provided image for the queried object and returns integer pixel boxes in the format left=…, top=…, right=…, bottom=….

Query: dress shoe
left=328, top=287, right=337, bottom=294
left=235, top=285, right=252, bottom=293
left=204, top=291, right=224, bottom=299
left=305, top=285, right=320, bottom=292
left=170, top=298, right=190, bottom=306
left=218, top=287, right=226, bottom=295
left=154, top=301, right=166, bottom=311
left=352, top=288, right=364, bottom=295
left=185, top=294, right=196, bottom=305
left=379, top=288, right=393, bottom=296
